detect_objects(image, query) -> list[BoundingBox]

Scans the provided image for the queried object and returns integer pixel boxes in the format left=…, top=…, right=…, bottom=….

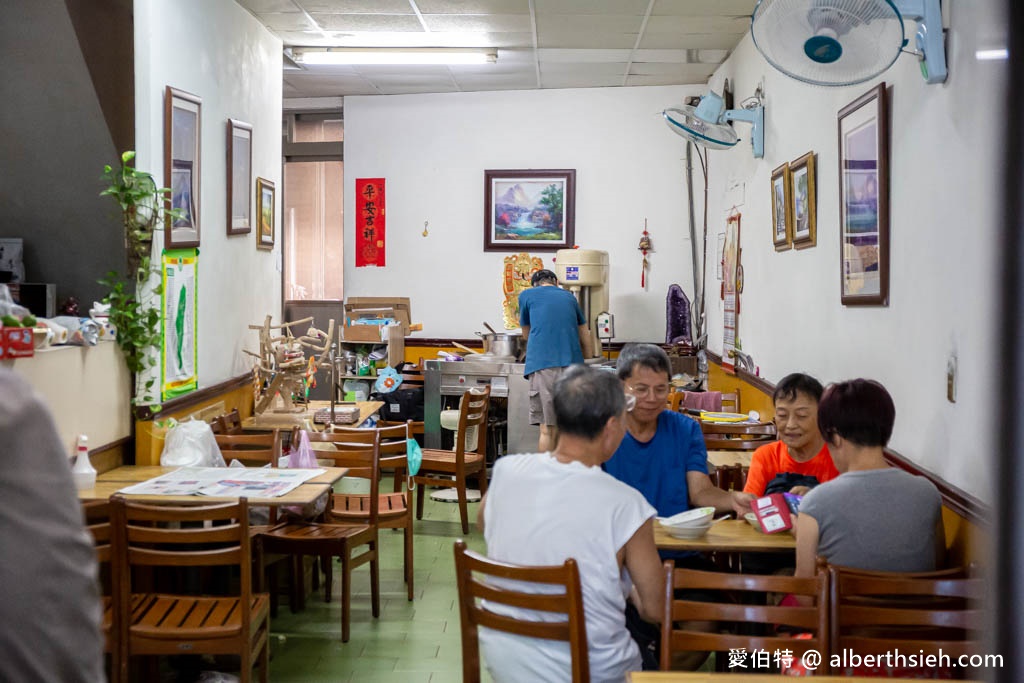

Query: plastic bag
left=160, top=420, right=226, bottom=468
left=407, top=438, right=422, bottom=477
left=0, top=284, right=30, bottom=320
left=282, top=431, right=328, bottom=519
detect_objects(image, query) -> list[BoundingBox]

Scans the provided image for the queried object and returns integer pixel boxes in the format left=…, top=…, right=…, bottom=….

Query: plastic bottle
left=71, top=434, right=96, bottom=490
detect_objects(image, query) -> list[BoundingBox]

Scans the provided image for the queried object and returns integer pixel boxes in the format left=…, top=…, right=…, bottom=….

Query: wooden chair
left=415, top=386, right=491, bottom=534
left=700, top=421, right=777, bottom=451
left=259, top=438, right=381, bottom=642
left=453, top=540, right=589, bottom=683
left=660, top=562, right=829, bottom=672
left=829, top=563, right=985, bottom=675
left=83, top=499, right=120, bottom=683
left=720, top=391, right=740, bottom=414
left=214, top=430, right=281, bottom=468
left=323, top=423, right=416, bottom=600
left=110, top=497, right=270, bottom=683
left=212, top=408, right=243, bottom=434
left=709, top=463, right=748, bottom=492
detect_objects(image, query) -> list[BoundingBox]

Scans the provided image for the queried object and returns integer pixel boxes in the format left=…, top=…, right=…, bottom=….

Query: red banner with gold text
left=355, top=178, right=386, bottom=267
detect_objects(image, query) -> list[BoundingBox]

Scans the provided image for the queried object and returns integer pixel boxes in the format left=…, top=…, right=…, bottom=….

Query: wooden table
left=707, top=449, right=753, bottom=468
left=629, top=674, right=981, bottom=683
left=241, top=400, right=384, bottom=430
left=80, top=466, right=347, bottom=506
left=655, top=519, right=795, bottom=553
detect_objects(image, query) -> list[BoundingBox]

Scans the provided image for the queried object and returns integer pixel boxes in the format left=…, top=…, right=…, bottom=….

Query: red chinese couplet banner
left=355, top=178, right=386, bottom=267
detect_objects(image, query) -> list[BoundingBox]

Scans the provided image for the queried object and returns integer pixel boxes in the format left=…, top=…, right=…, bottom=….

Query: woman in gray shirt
left=794, top=379, right=944, bottom=579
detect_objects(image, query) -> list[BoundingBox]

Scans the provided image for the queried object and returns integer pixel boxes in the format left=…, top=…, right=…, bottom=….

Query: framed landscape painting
left=770, top=162, right=791, bottom=251
left=484, top=169, right=575, bottom=251
left=256, top=177, right=275, bottom=250
left=838, top=83, right=889, bottom=306
left=790, top=151, right=817, bottom=249
left=164, top=86, right=202, bottom=249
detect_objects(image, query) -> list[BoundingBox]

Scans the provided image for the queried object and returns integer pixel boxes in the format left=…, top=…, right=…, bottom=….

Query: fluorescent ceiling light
left=294, top=48, right=497, bottom=66
left=975, top=48, right=1008, bottom=61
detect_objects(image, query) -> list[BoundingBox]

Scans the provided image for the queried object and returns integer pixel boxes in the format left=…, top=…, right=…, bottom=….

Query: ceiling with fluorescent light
left=235, top=0, right=757, bottom=98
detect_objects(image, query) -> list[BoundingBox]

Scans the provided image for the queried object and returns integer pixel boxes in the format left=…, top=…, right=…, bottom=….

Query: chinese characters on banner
left=722, top=213, right=741, bottom=374
left=355, top=178, right=386, bottom=267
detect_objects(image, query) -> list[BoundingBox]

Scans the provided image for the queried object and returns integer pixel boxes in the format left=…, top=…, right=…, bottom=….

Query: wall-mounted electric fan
left=662, top=90, right=765, bottom=158
left=751, top=0, right=947, bottom=87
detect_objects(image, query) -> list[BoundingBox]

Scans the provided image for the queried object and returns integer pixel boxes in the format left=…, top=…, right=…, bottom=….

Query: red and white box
left=0, top=326, right=34, bottom=358
left=751, top=493, right=794, bottom=534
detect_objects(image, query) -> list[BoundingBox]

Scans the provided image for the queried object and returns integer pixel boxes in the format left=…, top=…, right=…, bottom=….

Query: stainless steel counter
left=424, top=359, right=539, bottom=456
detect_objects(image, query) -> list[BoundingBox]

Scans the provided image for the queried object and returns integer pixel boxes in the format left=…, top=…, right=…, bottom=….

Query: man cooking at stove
left=519, top=269, right=594, bottom=451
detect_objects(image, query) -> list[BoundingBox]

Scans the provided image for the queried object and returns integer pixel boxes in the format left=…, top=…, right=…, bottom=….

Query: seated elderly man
left=795, top=378, right=945, bottom=582
left=478, top=364, right=664, bottom=683
left=743, top=372, right=839, bottom=497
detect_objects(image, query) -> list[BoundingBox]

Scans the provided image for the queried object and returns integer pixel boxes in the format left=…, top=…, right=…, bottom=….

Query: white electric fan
left=751, top=0, right=947, bottom=86
left=661, top=90, right=765, bottom=158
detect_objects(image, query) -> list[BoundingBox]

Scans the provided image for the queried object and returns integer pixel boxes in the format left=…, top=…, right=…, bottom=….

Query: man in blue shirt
left=604, top=343, right=754, bottom=520
left=519, top=269, right=594, bottom=451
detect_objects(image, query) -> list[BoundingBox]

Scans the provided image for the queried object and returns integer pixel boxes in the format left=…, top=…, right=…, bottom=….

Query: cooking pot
left=475, top=330, right=524, bottom=360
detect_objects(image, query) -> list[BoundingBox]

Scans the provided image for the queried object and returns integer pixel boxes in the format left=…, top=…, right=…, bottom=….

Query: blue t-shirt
left=603, top=410, right=708, bottom=517
left=519, top=285, right=586, bottom=376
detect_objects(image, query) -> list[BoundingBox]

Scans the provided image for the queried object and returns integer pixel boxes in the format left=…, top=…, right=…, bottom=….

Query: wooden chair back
left=720, top=391, right=740, bottom=413
left=455, top=387, right=490, bottom=461
left=214, top=430, right=281, bottom=467
left=297, top=431, right=382, bottom=523
left=709, top=463, right=748, bottom=491
left=829, top=563, right=985, bottom=664
left=453, top=540, right=589, bottom=683
left=700, top=421, right=777, bottom=451
left=212, top=408, right=243, bottom=434
left=330, top=422, right=409, bottom=467
left=660, top=562, right=829, bottom=672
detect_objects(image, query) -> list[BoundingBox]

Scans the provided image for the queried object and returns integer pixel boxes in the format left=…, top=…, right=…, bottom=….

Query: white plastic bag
left=161, top=420, right=226, bottom=468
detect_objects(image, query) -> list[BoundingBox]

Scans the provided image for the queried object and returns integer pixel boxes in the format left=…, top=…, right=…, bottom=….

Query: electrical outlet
left=946, top=356, right=957, bottom=403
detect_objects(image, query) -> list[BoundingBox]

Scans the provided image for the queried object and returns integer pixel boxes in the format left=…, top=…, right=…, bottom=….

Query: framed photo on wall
left=164, top=86, right=202, bottom=249
left=484, top=169, right=575, bottom=251
left=226, top=119, right=252, bottom=236
left=790, top=151, right=817, bottom=249
left=838, top=83, right=889, bottom=306
left=770, top=162, right=792, bottom=251
left=256, top=177, right=275, bottom=250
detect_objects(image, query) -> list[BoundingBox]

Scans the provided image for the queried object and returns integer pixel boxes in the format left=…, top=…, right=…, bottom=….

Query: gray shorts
left=528, top=367, right=563, bottom=426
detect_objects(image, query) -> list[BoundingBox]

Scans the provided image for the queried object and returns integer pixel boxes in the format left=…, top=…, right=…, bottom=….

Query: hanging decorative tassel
left=638, top=219, right=653, bottom=288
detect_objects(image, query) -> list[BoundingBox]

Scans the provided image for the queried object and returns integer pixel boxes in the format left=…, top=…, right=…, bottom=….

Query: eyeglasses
left=624, top=393, right=637, bottom=412
left=626, top=384, right=671, bottom=400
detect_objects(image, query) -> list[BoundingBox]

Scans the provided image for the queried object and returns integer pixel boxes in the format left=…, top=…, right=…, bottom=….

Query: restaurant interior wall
left=342, top=84, right=705, bottom=340
left=696, top=0, right=1005, bottom=501
left=134, top=0, right=283, bottom=388
left=0, top=0, right=131, bottom=308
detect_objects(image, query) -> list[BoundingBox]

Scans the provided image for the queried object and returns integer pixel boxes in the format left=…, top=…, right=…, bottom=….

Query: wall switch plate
left=946, top=356, right=957, bottom=403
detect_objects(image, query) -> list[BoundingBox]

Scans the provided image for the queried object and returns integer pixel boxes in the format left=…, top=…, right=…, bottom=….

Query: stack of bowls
left=657, top=506, right=715, bottom=539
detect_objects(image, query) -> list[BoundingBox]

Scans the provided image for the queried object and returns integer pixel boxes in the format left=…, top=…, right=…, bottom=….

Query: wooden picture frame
left=790, top=151, right=817, bottom=249
left=484, top=169, right=575, bottom=252
left=838, top=83, right=889, bottom=306
left=164, top=86, right=202, bottom=249
left=226, top=119, right=252, bottom=236
left=771, top=162, right=792, bottom=251
left=256, top=177, right=275, bottom=250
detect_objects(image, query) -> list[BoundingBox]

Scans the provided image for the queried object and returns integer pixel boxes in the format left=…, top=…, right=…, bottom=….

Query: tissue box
left=751, top=493, right=794, bottom=534
left=0, top=326, right=34, bottom=358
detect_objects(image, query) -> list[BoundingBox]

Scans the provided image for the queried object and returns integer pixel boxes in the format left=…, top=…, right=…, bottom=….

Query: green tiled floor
left=267, top=485, right=492, bottom=683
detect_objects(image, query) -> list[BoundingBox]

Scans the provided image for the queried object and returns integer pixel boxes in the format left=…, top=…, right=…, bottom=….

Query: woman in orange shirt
left=743, top=373, right=839, bottom=497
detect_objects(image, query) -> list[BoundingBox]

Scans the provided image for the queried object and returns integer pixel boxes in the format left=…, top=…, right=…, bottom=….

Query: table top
left=654, top=519, right=795, bottom=553
left=98, top=465, right=347, bottom=487
left=241, top=400, right=384, bottom=430
left=628, top=674, right=981, bottom=683
left=81, top=466, right=347, bottom=506
left=707, top=450, right=753, bottom=468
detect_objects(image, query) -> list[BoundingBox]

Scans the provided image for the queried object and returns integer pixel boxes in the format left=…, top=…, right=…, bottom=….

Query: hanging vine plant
left=99, top=150, right=182, bottom=407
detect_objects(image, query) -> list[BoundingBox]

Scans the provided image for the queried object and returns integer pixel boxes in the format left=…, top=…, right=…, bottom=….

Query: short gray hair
left=616, top=343, right=671, bottom=382
left=553, top=365, right=625, bottom=439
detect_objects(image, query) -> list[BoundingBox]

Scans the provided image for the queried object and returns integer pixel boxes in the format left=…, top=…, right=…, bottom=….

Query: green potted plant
left=99, top=150, right=182, bottom=408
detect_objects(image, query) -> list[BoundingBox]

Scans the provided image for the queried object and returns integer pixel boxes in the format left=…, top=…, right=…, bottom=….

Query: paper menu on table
left=117, top=466, right=326, bottom=498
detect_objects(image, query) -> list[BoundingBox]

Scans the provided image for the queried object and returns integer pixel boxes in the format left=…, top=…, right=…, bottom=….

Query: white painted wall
left=698, top=1, right=1006, bottom=500
left=343, top=85, right=706, bottom=340
left=134, top=0, right=282, bottom=386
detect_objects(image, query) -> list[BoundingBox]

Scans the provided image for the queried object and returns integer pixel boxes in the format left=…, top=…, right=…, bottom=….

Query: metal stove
left=424, top=359, right=539, bottom=456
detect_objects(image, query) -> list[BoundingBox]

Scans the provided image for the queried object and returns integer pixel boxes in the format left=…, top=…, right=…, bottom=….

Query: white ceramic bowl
left=663, top=523, right=712, bottom=540
left=744, top=512, right=764, bottom=533
left=658, top=506, right=715, bottom=528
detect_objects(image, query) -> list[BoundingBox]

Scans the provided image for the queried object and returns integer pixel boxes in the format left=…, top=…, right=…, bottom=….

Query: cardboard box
left=344, top=297, right=412, bottom=336
left=751, top=493, right=794, bottom=534
left=0, top=326, right=34, bottom=358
